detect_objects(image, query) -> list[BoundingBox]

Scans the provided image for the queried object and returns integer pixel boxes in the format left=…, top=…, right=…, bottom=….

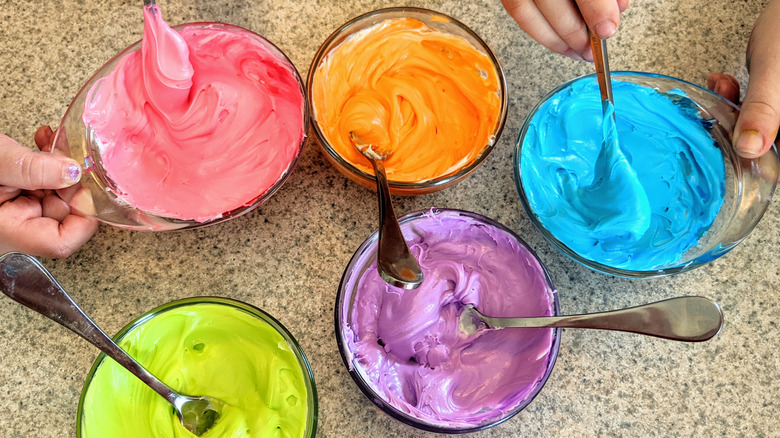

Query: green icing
left=80, top=303, right=310, bottom=438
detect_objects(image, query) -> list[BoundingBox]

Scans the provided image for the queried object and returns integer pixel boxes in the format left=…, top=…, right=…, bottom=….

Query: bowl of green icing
left=76, top=297, right=317, bottom=437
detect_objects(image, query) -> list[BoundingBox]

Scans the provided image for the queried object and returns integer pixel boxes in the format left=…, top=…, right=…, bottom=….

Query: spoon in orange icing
left=349, top=131, right=423, bottom=289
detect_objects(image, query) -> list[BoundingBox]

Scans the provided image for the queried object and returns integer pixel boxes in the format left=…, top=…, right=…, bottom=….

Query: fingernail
left=594, top=20, right=617, bottom=39
left=562, top=48, right=585, bottom=61
left=63, top=161, right=82, bottom=185
left=581, top=49, right=594, bottom=62
left=706, top=76, right=716, bottom=91
left=713, top=80, right=726, bottom=96
left=735, top=129, right=763, bottom=157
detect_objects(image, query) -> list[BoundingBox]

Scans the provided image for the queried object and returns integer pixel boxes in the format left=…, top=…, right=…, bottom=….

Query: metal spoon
left=460, top=296, right=723, bottom=342
left=0, top=252, right=221, bottom=435
left=349, top=132, right=423, bottom=289
left=589, top=30, right=614, bottom=116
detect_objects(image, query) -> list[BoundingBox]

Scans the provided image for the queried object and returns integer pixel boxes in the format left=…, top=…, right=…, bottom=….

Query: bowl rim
left=306, top=7, right=509, bottom=192
left=54, top=21, right=309, bottom=230
left=513, top=70, right=780, bottom=278
left=334, top=207, right=561, bottom=433
left=75, top=296, right=318, bottom=437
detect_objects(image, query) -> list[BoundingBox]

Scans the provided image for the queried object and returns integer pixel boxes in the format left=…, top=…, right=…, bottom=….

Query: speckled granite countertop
left=1, top=0, right=777, bottom=437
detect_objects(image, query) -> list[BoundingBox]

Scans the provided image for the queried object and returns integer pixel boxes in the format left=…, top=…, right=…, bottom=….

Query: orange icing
left=311, top=17, right=502, bottom=183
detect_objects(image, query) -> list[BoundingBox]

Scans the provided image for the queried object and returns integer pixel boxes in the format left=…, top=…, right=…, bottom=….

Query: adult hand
left=707, top=0, right=780, bottom=159
left=0, top=126, right=98, bottom=258
left=501, top=0, right=630, bottom=61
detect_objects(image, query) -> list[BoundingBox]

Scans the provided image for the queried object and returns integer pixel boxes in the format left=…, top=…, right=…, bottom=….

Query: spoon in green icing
left=0, top=252, right=222, bottom=436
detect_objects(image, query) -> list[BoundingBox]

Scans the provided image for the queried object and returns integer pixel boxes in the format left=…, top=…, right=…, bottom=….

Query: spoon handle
left=589, top=31, right=614, bottom=109
left=478, top=296, right=723, bottom=342
left=0, top=252, right=178, bottom=405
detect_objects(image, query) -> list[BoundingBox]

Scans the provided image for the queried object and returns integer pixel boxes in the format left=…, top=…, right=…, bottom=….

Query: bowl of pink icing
left=336, top=208, right=561, bottom=433
left=51, top=4, right=307, bottom=230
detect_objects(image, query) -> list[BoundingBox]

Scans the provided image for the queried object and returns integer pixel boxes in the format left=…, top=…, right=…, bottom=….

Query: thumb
left=733, top=78, right=780, bottom=159
left=733, top=0, right=780, bottom=159
left=0, top=133, right=82, bottom=190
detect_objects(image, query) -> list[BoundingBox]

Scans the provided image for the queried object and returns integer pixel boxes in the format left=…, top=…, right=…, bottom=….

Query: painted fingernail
left=594, top=20, right=617, bottom=39
left=736, top=130, right=763, bottom=157
left=581, top=49, right=594, bottom=62
left=562, top=48, right=585, bottom=61
left=63, top=162, right=82, bottom=185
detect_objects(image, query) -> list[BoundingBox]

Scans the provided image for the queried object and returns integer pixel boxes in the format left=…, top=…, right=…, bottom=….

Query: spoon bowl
left=460, top=296, right=723, bottom=342
left=0, top=252, right=222, bottom=436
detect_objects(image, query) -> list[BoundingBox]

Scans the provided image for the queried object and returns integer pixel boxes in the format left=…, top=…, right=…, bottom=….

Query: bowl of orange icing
left=307, top=7, right=507, bottom=195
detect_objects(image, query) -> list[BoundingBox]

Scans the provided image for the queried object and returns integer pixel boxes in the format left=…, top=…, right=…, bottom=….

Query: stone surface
left=0, top=0, right=777, bottom=437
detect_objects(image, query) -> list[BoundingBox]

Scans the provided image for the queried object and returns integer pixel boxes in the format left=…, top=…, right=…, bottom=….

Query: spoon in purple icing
left=349, top=131, right=424, bottom=290
left=460, top=296, right=723, bottom=342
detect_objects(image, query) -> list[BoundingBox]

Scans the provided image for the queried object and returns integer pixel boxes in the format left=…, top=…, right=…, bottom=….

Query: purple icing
left=339, top=209, right=559, bottom=429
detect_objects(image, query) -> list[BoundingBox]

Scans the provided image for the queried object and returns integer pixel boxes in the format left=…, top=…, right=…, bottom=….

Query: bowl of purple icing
left=335, top=208, right=561, bottom=433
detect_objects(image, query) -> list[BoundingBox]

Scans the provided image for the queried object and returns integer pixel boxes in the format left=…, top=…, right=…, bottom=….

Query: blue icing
left=520, top=78, right=726, bottom=271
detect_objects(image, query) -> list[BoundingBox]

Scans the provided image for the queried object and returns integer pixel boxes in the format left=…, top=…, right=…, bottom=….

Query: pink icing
left=340, top=209, right=559, bottom=429
left=83, top=5, right=305, bottom=221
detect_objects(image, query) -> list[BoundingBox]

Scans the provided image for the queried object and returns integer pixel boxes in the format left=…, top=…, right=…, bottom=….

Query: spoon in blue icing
left=589, top=30, right=614, bottom=117
left=565, top=30, right=652, bottom=238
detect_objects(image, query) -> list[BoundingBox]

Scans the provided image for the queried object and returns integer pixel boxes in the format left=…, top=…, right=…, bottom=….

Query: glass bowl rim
left=76, top=296, right=318, bottom=437
left=54, top=21, right=310, bottom=230
left=513, top=70, right=780, bottom=278
left=306, top=7, right=509, bottom=192
left=334, top=207, right=561, bottom=433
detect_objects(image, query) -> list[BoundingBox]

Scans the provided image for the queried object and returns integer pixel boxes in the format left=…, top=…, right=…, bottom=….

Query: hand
left=707, top=0, right=780, bottom=160
left=501, top=0, right=630, bottom=61
left=0, top=126, right=99, bottom=258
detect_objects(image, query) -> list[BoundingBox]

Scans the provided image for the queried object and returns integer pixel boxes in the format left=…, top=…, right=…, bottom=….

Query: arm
left=708, top=0, right=780, bottom=159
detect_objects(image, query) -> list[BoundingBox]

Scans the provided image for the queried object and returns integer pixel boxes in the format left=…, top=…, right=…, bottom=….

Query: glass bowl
left=52, top=22, right=308, bottom=231
left=335, top=208, right=560, bottom=433
left=514, top=71, right=780, bottom=278
left=307, top=8, right=508, bottom=195
left=77, top=297, right=318, bottom=437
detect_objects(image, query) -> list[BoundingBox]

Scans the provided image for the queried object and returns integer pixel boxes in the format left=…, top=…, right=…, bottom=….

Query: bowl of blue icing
left=514, top=72, right=779, bottom=277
